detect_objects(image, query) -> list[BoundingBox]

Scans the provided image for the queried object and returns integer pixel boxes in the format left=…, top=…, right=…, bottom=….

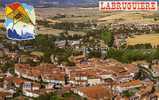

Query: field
left=0, top=7, right=159, bottom=36
left=126, top=34, right=159, bottom=47
left=35, top=8, right=159, bottom=36
left=37, top=26, right=86, bottom=36
left=35, top=7, right=159, bottom=24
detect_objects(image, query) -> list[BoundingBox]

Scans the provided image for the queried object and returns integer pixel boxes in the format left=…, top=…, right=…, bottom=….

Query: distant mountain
left=37, top=0, right=98, bottom=5
left=2, top=0, right=158, bottom=7
left=1, top=0, right=99, bottom=7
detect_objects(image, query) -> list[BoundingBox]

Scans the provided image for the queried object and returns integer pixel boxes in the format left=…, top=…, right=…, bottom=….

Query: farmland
left=0, top=7, right=159, bottom=36
left=126, top=34, right=159, bottom=47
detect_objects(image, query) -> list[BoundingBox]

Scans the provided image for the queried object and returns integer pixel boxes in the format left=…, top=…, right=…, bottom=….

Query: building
left=113, top=80, right=142, bottom=93
left=73, top=85, right=112, bottom=100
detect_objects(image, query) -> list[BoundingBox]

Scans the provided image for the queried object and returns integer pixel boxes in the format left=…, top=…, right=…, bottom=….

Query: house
left=41, top=73, right=65, bottom=85
left=115, top=94, right=140, bottom=100
left=87, top=78, right=101, bottom=86
left=69, top=40, right=81, bottom=49
left=30, top=51, right=44, bottom=62
left=149, top=91, right=159, bottom=100
left=23, top=88, right=50, bottom=98
left=22, top=82, right=32, bottom=91
left=6, top=52, right=18, bottom=61
left=21, top=70, right=41, bottom=82
left=99, top=72, right=115, bottom=81
left=18, top=46, right=34, bottom=52
left=69, top=68, right=102, bottom=86
left=136, top=81, right=153, bottom=98
left=15, top=64, right=41, bottom=81
left=114, top=80, right=153, bottom=100
left=30, top=55, right=41, bottom=63
left=113, top=80, right=143, bottom=93
left=45, top=83, right=54, bottom=89
left=23, top=90, right=40, bottom=98
left=152, top=59, right=159, bottom=65
left=32, top=83, right=41, bottom=91
left=63, top=84, right=72, bottom=93
left=55, top=40, right=66, bottom=48
left=129, top=94, right=140, bottom=100
left=19, top=55, right=30, bottom=63
left=73, top=85, right=112, bottom=100
left=0, top=48, right=5, bottom=58
left=15, top=64, right=30, bottom=77
left=14, top=78, right=25, bottom=88
left=3, top=76, right=14, bottom=90
left=40, top=64, right=66, bottom=85
left=15, top=64, right=66, bottom=84
left=0, top=92, right=13, bottom=99
left=30, top=51, right=44, bottom=58
left=152, top=65, right=159, bottom=77
left=72, top=54, right=85, bottom=63
left=22, top=82, right=41, bottom=96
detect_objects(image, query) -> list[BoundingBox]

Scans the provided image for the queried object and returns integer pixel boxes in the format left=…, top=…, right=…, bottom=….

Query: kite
left=5, top=2, right=36, bottom=40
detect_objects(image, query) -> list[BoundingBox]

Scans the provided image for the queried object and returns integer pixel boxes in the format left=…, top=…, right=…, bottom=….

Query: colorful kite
left=5, top=2, right=36, bottom=40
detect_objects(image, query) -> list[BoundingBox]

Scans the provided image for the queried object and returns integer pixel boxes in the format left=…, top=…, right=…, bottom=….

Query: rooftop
left=78, top=85, right=112, bottom=100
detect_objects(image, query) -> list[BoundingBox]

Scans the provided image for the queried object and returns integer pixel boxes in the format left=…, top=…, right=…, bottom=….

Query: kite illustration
left=5, top=2, right=36, bottom=40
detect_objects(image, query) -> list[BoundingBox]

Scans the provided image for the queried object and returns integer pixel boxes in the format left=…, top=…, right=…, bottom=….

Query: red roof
left=14, top=78, right=25, bottom=85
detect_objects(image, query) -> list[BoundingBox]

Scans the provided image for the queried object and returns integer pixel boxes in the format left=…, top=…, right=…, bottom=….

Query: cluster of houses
left=70, top=58, right=159, bottom=100
left=112, top=23, right=159, bottom=48
left=15, top=64, right=66, bottom=85
left=0, top=41, right=159, bottom=99
left=111, top=23, right=159, bottom=33
left=3, top=55, right=157, bottom=99
left=68, top=58, right=138, bottom=86
left=55, top=39, right=81, bottom=49
left=0, top=63, right=65, bottom=98
left=0, top=75, right=55, bottom=98
left=1, top=42, right=159, bottom=99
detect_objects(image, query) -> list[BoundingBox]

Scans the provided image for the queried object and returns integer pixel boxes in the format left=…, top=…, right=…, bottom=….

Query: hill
left=1, top=0, right=98, bottom=7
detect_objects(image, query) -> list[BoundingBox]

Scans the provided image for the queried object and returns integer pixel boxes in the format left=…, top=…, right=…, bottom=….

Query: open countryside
left=127, top=34, right=159, bottom=48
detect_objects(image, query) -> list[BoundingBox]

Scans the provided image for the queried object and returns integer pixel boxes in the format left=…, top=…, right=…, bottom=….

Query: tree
left=122, top=90, right=134, bottom=97
left=50, top=95, right=62, bottom=100
left=2, top=61, right=14, bottom=73
left=154, top=49, right=159, bottom=59
left=107, top=48, right=155, bottom=63
left=101, top=31, right=114, bottom=47
left=154, top=17, right=158, bottom=21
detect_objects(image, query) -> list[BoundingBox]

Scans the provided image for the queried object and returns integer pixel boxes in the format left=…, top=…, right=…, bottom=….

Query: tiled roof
left=78, top=85, right=112, bottom=100
left=116, top=80, right=142, bottom=88
left=15, top=63, right=65, bottom=81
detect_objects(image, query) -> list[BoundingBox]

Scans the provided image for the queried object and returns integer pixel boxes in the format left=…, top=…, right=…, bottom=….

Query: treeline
left=51, top=22, right=95, bottom=31
left=127, top=44, right=152, bottom=49
left=34, top=92, right=82, bottom=100
left=101, top=31, right=114, bottom=47
left=37, top=20, right=96, bottom=31
left=25, top=34, right=75, bottom=65
left=107, top=48, right=159, bottom=63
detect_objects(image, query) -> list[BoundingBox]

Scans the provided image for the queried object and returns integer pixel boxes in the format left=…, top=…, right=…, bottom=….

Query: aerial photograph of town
left=0, top=0, right=158, bottom=100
